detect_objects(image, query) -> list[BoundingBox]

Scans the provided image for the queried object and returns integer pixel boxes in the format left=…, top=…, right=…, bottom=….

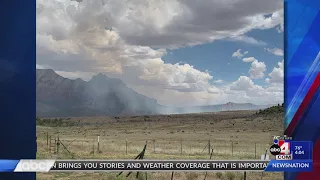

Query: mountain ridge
left=36, top=69, right=274, bottom=117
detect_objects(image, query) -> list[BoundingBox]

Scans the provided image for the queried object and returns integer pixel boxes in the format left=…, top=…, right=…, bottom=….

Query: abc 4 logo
left=269, top=140, right=291, bottom=156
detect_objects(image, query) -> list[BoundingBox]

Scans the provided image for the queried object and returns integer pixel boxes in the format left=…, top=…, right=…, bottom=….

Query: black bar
left=50, top=160, right=269, bottom=171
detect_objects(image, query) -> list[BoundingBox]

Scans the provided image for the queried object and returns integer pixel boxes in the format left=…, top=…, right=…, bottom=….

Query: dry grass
left=36, top=111, right=283, bottom=180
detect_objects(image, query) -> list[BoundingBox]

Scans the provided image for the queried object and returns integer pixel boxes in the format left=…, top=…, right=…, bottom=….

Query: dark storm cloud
left=119, top=0, right=283, bottom=48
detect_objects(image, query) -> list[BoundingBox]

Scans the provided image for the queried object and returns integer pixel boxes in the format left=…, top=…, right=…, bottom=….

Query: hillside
left=257, top=103, right=284, bottom=115
left=36, top=69, right=160, bottom=117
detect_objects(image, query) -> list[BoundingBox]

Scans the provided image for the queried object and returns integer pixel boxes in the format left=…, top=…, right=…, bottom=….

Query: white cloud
left=266, top=60, right=284, bottom=84
left=207, top=86, right=220, bottom=94
left=36, top=0, right=284, bottom=106
left=227, top=75, right=282, bottom=101
left=232, top=49, right=248, bottom=59
left=249, top=60, right=266, bottom=79
left=265, top=47, right=284, bottom=56
left=242, top=9, right=284, bottom=33
left=230, top=76, right=257, bottom=91
left=214, top=79, right=224, bottom=84
left=227, top=36, right=267, bottom=46
left=242, top=57, right=257, bottom=63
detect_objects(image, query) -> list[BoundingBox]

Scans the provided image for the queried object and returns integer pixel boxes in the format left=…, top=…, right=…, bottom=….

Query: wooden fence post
left=56, top=136, right=60, bottom=154
left=153, top=140, right=155, bottom=153
left=117, top=141, right=147, bottom=179
left=260, top=148, right=268, bottom=180
left=244, top=171, right=247, bottom=180
left=204, top=148, right=214, bottom=180
left=97, top=136, right=100, bottom=153
left=180, top=140, right=183, bottom=154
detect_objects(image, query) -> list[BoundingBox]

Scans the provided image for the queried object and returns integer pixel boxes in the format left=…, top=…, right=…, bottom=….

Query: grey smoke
left=36, top=69, right=273, bottom=117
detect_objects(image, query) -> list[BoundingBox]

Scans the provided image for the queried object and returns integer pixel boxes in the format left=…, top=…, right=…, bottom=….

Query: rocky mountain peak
left=36, top=69, right=160, bottom=117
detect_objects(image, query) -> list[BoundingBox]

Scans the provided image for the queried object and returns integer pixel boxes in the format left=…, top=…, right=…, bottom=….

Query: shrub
left=36, top=117, right=76, bottom=127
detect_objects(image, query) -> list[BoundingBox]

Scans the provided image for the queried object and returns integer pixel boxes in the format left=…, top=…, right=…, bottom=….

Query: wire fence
left=37, top=133, right=271, bottom=160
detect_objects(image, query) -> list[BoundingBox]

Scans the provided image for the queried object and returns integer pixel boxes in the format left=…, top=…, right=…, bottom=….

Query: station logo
left=270, top=137, right=292, bottom=160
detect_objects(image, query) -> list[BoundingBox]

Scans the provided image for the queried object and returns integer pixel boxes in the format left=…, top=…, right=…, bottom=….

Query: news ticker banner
left=0, top=160, right=313, bottom=172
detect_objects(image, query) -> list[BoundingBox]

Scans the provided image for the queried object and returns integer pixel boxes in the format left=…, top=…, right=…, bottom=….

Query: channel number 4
left=279, top=141, right=290, bottom=155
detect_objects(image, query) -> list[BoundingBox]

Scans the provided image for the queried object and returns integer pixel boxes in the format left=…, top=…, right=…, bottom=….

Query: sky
left=36, top=0, right=284, bottom=107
